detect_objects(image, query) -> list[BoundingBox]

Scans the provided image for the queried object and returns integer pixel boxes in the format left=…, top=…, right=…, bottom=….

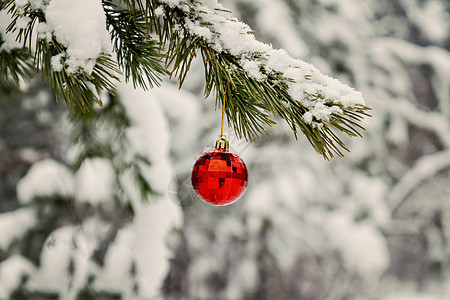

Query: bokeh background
left=1, top=0, right=450, bottom=299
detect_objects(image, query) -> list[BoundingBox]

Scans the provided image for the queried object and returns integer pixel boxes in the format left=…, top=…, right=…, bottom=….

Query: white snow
left=324, top=211, right=390, bottom=278
left=401, top=0, right=450, bottom=44
left=185, top=19, right=213, bottom=41
left=40, top=0, right=110, bottom=74
left=132, top=200, right=181, bottom=298
left=3, top=0, right=449, bottom=298
left=114, top=82, right=182, bottom=298
left=92, top=226, right=135, bottom=297
left=0, top=10, right=22, bottom=51
left=51, top=53, right=64, bottom=72
left=244, top=183, right=274, bottom=219
left=15, top=16, right=31, bottom=30
left=303, top=103, right=343, bottom=124
left=36, top=22, right=52, bottom=41
left=75, top=157, right=115, bottom=204
left=115, top=173, right=183, bottom=297
left=16, top=159, right=75, bottom=204
left=152, top=83, right=203, bottom=159
left=373, top=38, right=450, bottom=130
left=388, top=151, right=450, bottom=211
left=14, top=0, right=29, bottom=8
left=350, top=175, right=391, bottom=226
left=15, top=0, right=45, bottom=10
left=224, top=259, right=258, bottom=299
left=252, top=0, right=308, bottom=58
left=159, top=0, right=183, bottom=7
left=67, top=218, right=110, bottom=300
left=0, top=255, right=36, bottom=299
left=240, top=58, right=266, bottom=81
left=118, top=82, right=172, bottom=195
left=268, top=213, right=309, bottom=272
left=165, top=0, right=365, bottom=126
left=384, top=292, right=444, bottom=300
left=19, top=148, right=42, bottom=163
left=154, top=6, right=165, bottom=17
left=27, top=226, right=75, bottom=295
left=0, top=208, right=37, bottom=250
left=27, top=218, right=109, bottom=298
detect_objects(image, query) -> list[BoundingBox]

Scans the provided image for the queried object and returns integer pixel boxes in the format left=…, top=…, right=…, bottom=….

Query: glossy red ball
left=191, top=150, right=248, bottom=206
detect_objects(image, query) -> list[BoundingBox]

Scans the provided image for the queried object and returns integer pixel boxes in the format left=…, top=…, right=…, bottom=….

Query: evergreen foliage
left=1, top=0, right=370, bottom=159
left=1, top=0, right=449, bottom=298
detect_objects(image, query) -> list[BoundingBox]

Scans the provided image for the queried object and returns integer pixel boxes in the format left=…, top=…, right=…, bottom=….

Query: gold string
left=220, top=86, right=226, bottom=137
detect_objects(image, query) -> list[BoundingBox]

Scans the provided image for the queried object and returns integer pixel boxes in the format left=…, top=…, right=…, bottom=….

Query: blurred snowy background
left=1, top=0, right=450, bottom=299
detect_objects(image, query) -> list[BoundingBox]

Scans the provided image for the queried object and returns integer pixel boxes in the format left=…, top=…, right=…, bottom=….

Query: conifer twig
left=1, top=0, right=371, bottom=159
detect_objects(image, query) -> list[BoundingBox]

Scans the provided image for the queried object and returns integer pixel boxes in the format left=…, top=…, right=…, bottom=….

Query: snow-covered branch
left=389, top=150, right=450, bottom=215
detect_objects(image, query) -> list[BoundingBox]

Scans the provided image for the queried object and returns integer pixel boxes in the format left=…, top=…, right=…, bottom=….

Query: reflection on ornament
left=191, top=136, right=248, bottom=206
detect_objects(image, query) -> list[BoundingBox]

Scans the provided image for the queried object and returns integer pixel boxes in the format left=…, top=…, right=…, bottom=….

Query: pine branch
left=0, top=2, right=34, bottom=84
left=0, top=46, right=34, bottom=84
left=103, top=0, right=168, bottom=90
left=1, top=0, right=372, bottom=159
left=152, top=0, right=371, bottom=159
left=3, top=0, right=121, bottom=112
left=36, top=37, right=120, bottom=112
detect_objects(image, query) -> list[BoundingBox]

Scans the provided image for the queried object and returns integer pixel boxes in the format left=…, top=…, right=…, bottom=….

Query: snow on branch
left=2, top=0, right=371, bottom=158
left=156, top=0, right=370, bottom=158
left=389, top=150, right=450, bottom=215
left=159, top=0, right=365, bottom=120
left=12, top=0, right=110, bottom=74
left=381, top=98, right=450, bottom=148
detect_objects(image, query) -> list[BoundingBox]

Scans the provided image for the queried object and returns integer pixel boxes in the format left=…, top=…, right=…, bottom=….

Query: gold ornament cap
left=215, top=135, right=229, bottom=151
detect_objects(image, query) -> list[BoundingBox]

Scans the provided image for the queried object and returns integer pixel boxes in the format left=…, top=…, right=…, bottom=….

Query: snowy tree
left=161, top=0, right=450, bottom=298
left=1, top=0, right=449, bottom=299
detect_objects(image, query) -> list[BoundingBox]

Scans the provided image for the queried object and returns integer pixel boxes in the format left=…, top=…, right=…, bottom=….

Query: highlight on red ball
left=191, top=149, right=248, bottom=206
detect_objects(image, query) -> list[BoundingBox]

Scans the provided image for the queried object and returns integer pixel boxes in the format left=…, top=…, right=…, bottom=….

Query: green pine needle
left=0, top=0, right=372, bottom=159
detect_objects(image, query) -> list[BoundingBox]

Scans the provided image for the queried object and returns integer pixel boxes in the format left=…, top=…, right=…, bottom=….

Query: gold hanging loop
left=216, top=85, right=229, bottom=151
left=220, top=85, right=226, bottom=137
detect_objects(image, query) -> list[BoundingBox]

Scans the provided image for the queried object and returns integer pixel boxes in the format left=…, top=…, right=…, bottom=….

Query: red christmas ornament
left=191, top=136, right=248, bottom=206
